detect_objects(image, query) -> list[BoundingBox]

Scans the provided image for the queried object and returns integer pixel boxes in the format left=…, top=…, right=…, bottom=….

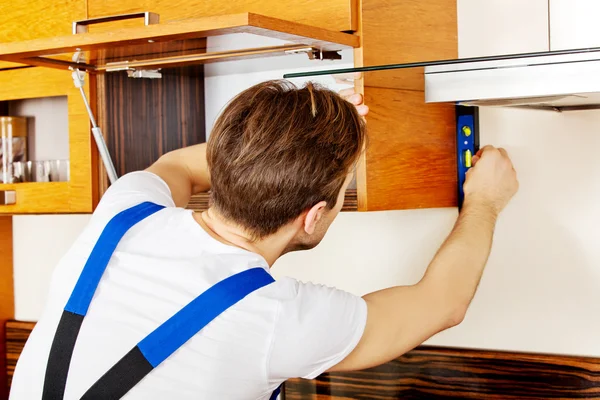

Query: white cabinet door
left=458, top=0, right=549, bottom=58
left=550, top=0, right=600, bottom=50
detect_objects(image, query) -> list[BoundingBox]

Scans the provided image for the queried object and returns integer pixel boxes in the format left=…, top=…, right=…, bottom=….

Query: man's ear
left=303, top=201, right=328, bottom=235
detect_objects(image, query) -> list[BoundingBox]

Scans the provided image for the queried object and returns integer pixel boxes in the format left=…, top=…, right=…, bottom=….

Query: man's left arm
left=145, top=143, right=211, bottom=207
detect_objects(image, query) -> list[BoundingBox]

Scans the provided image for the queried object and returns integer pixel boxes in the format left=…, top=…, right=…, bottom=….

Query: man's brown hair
left=207, top=80, right=366, bottom=239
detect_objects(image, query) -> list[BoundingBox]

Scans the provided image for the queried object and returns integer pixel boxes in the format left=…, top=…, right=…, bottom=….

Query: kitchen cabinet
left=458, top=0, right=600, bottom=55
left=550, top=0, right=600, bottom=50
left=0, top=13, right=357, bottom=70
left=355, top=0, right=458, bottom=210
left=0, top=0, right=85, bottom=70
left=0, top=11, right=359, bottom=210
left=87, top=0, right=356, bottom=32
left=458, top=0, right=549, bottom=58
left=0, top=1, right=459, bottom=212
left=0, top=68, right=97, bottom=214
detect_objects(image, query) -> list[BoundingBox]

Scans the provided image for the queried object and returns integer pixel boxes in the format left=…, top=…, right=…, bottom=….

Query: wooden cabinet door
left=0, top=0, right=86, bottom=43
left=0, top=0, right=85, bottom=70
left=550, top=0, right=600, bottom=50
left=0, top=68, right=97, bottom=214
left=87, top=0, right=357, bottom=32
left=356, top=0, right=458, bottom=211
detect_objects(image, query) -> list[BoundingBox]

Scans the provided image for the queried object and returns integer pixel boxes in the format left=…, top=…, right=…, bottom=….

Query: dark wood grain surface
left=102, top=66, right=358, bottom=212
left=7, top=321, right=600, bottom=399
left=104, top=65, right=206, bottom=176
left=185, top=190, right=357, bottom=213
left=284, top=346, right=600, bottom=399
left=5, top=321, right=31, bottom=391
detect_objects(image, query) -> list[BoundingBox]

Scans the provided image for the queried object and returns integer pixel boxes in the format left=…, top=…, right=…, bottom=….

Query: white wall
left=550, top=0, right=600, bottom=50
left=13, top=214, right=90, bottom=320
left=9, top=96, right=70, bottom=161
left=12, top=6, right=600, bottom=357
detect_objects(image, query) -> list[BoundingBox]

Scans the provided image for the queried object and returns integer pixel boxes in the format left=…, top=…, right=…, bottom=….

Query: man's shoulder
left=96, top=171, right=176, bottom=213
left=260, top=277, right=365, bottom=318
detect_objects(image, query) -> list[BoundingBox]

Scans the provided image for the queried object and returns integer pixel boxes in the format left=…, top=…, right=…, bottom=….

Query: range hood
left=283, top=47, right=600, bottom=112
left=424, top=48, right=600, bottom=111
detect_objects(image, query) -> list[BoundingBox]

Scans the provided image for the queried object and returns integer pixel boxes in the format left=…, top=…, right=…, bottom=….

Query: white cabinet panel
left=458, top=0, right=549, bottom=58
left=550, top=0, right=600, bottom=50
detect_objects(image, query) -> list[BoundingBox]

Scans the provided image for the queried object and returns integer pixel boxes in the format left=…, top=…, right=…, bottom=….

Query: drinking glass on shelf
left=33, top=161, right=50, bottom=182
left=11, top=160, right=70, bottom=182
left=48, top=159, right=69, bottom=182
left=12, top=161, right=33, bottom=183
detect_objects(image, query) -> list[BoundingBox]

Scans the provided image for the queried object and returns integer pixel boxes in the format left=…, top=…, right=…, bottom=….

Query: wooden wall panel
left=104, top=66, right=206, bottom=177
left=5, top=321, right=31, bottom=392
left=357, top=0, right=458, bottom=210
left=362, top=88, right=457, bottom=210
left=87, top=0, right=356, bottom=33
left=6, top=322, right=600, bottom=399
left=284, top=346, right=600, bottom=399
left=0, top=0, right=85, bottom=43
left=0, top=219, right=14, bottom=398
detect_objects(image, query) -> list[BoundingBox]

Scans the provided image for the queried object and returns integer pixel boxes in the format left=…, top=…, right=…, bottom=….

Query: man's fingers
left=338, top=88, right=355, bottom=98
left=338, top=89, right=363, bottom=105
left=497, top=148, right=517, bottom=171
left=355, top=104, right=369, bottom=116
left=334, top=72, right=362, bottom=84
left=476, top=145, right=495, bottom=158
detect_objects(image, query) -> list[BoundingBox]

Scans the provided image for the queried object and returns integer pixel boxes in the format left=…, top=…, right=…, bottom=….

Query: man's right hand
left=464, top=145, right=519, bottom=215
left=328, top=145, right=519, bottom=374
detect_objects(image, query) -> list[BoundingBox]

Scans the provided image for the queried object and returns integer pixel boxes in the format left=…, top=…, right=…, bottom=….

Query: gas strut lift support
left=70, top=61, right=119, bottom=185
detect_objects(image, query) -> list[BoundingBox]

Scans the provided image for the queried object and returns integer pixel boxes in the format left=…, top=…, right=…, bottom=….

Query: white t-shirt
left=10, top=171, right=367, bottom=400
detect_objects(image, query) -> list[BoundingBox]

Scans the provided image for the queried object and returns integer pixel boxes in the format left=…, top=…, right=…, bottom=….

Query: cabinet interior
left=1, top=96, right=70, bottom=184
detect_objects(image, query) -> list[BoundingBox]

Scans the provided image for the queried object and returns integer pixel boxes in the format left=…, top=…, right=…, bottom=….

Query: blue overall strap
left=270, top=385, right=282, bottom=400
left=42, top=202, right=165, bottom=400
left=81, top=267, right=275, bottom=399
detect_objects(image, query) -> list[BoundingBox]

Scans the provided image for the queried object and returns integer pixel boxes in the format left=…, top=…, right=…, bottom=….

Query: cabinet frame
left=0, top=68, right=98, bottom=214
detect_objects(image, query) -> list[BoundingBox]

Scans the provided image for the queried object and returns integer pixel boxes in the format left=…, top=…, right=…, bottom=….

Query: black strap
left=42, top=312, right=84, bottom=400
left=80, top=347, right=152, bottom=400
left=81, top=267, right=275, bottom=398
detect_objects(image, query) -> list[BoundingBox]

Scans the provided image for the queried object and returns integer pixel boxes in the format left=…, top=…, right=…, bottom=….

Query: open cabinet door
left=0, top=13, right=358, bottom=72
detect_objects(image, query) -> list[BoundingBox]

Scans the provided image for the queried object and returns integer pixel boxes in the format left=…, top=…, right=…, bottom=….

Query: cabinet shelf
left=0, top=182, right=71, bottom=213
left=186, top=189, right=358, bottom=213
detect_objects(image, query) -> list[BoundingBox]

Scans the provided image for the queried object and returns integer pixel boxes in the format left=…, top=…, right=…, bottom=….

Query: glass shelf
left=283, top=46, right=600, bottom=111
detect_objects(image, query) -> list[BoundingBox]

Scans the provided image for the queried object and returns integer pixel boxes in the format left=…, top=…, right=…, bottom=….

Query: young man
left=11, top=80, right=518, bottom=399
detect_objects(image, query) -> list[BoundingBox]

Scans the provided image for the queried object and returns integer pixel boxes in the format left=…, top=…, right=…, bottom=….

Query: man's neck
left=193, top=208, right=296, bottom=267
